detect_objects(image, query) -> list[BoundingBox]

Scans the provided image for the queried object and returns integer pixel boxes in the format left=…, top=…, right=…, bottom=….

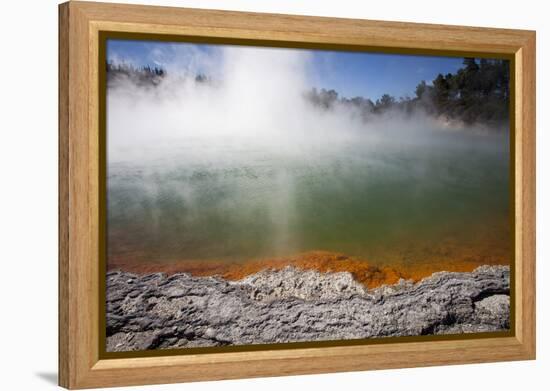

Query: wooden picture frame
left=59, top=1, right=536, bottom=388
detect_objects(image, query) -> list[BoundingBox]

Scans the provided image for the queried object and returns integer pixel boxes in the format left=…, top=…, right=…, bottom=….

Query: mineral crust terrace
left=106, top=265, right=510, bottom=352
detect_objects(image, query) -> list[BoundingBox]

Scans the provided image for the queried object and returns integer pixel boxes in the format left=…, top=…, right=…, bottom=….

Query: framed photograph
left=59, top=1, right=536, bottom=388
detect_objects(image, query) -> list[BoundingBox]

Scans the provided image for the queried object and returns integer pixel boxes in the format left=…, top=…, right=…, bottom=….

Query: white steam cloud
left=107, top=44, right=491, bottom=165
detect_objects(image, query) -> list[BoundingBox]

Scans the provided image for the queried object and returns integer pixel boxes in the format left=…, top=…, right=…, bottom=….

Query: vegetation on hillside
left=107, top=57, right=510, bottom=125
left=306, top=58, right=510, bottom=125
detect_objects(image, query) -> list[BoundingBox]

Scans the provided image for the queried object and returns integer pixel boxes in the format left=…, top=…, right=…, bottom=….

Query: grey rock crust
left=106, top=265, right=510, bottom=352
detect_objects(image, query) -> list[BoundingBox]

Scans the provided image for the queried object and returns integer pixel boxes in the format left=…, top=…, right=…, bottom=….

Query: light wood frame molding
left=59, top=1, right=536, bottom=388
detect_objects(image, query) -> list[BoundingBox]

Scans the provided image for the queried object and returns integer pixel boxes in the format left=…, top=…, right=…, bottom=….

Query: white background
left=0, top=0, right=546, bottom=389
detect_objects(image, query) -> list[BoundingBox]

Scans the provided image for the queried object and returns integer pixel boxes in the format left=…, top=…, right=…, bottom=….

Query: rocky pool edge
left=106, top=265, right=510, bottom=352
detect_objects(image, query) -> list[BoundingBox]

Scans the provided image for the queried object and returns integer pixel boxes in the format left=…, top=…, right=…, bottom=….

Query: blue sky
left=107, top=39, right=465, bottom=101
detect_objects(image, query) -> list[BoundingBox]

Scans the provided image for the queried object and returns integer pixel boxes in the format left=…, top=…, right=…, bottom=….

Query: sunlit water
left=107, top=129, right=510, bottom=271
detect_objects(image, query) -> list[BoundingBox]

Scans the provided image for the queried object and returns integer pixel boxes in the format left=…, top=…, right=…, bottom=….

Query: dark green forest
left=306, top=58, right=510, bottom=125
left=107, top=57, right=510, bottom=126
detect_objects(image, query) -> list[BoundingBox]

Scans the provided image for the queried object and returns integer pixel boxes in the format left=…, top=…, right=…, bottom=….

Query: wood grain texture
left=58, top=3, right=70, bottom=387
left=517, top=34, right=536, bottom=354
left=58, top=1, right=536, bottom=388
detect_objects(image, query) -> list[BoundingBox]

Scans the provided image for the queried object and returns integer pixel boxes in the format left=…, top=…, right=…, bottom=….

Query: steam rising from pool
left=106, top=45, right=510, bottom=267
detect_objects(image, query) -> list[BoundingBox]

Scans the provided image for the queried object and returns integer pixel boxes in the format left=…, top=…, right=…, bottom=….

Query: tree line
left=106, top=62, right=215, bottom=86
left=107, top=57, right=509, bottom=125
left=106, top=62, right=166, bottom=87
left=305, top=58, right=510, bottom=125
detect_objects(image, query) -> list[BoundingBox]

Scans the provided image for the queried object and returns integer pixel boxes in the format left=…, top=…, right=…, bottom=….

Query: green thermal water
left=107, top=130, right=510, bottom=268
